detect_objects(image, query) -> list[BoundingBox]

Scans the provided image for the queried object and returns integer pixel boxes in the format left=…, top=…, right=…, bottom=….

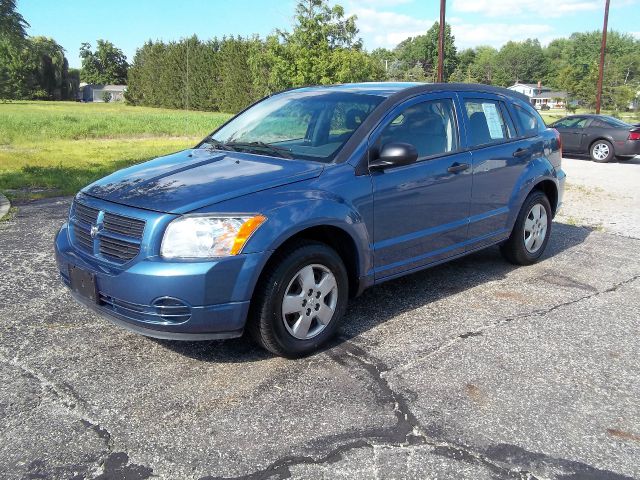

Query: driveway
left=0, top=158, right=639, bottom=480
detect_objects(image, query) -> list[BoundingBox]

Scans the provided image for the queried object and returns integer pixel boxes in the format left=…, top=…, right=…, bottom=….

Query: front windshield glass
left=203, top=91, right=384, bottom=162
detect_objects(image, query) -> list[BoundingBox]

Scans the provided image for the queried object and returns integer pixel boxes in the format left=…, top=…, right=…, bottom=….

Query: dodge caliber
left=55, top=83, right=565, bottom=357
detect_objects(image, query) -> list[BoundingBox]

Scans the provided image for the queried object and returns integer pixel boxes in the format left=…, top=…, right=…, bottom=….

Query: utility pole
left=595, top=0, right=610, bottom=114
left=437, top=0, right=446, bottom=83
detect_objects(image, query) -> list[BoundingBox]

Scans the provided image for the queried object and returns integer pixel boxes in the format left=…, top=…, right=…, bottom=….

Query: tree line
left=1, top=0, right=639, bottom=112
left=125, top=1, right=385, bottom=112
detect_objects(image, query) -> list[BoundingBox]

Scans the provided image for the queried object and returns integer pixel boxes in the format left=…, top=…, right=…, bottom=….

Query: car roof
left=283, top=82, right=531, bottom=102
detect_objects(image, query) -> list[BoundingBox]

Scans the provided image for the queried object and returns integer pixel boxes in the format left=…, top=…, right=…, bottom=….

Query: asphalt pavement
left=0, top=158, right=639, bottom=479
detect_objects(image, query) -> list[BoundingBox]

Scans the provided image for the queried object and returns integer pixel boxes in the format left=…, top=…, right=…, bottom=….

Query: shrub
left=102, top=91, right=112, bottom=103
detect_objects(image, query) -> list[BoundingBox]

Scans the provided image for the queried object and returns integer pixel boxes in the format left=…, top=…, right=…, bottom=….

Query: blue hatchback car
left=55, top=82, right=565, bottom=357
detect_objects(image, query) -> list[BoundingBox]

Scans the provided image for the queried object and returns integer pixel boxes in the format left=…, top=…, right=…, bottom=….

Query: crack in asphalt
left=199, top=273, right=640, bottom=480
left=0, top=350, right=153, bottom=479
left=199, top=342, right=540, bottom=480
left=392, top=272, right=640, bottom=375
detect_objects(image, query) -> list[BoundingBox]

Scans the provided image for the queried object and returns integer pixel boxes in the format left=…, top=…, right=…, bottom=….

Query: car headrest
left=346, top=109, right=367, bottom=130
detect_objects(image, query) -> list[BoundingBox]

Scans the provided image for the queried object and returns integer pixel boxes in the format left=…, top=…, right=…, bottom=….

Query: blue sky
left=20, top=0, right=640, bottom=69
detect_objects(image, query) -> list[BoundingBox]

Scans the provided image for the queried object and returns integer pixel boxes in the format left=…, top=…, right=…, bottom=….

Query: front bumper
left=55, top=222, right=269, bottom=340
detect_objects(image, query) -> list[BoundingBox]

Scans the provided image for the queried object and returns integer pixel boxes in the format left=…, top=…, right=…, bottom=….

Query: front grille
left=74, top=202, right=99, bottom=225
left=103, top=212, right=145, bottom=238
left=99, top=236, right=140, bottom=262
left=71, top=200, right=147, bottom=264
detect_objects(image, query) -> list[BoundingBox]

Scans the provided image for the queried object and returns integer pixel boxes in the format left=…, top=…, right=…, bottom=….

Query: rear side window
left=378, top=99, right=459, bottom=159
left=590, top=119, right=609, bottom=128
left=513, top=104, right=543, bottom=136
left=464, top=100, right=512, bottom=147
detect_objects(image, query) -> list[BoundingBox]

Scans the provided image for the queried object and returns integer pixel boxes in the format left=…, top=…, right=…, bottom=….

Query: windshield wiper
left=225, top=141, right=293, bottom=159
left=202, top=138, right=234, bottom=151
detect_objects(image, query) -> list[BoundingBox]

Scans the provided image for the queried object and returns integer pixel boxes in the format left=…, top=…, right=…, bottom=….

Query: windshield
left=203, top=91, right=384, bottom=162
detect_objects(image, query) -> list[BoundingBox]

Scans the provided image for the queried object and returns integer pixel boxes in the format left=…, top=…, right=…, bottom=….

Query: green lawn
left=0, top=101, right=231, bottom=200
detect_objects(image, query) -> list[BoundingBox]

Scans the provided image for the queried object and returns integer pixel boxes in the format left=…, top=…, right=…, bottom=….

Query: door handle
left=447, top=162, right=470, bottom=174
left=512, top=148, right=530, bottom=158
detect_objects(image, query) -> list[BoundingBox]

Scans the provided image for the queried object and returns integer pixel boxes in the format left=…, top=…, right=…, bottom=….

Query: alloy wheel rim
left=281, top=264, right=338, bottom=340
left=523, top=203, right=548, bottom=254
left=593, top=143, right=609, bottom=160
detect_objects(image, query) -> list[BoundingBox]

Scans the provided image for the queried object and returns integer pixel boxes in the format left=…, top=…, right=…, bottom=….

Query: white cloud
left=452, top=23, right=555, bottom=49
left=452, top=0, right=603, bottom=17
left=452, top=22, right=554, bottom=48
left=346, top=6, right=434, bottom=48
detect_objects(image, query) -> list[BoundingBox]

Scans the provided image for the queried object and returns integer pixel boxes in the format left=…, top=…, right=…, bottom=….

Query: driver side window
left=378, top=99, right=459, bottom=160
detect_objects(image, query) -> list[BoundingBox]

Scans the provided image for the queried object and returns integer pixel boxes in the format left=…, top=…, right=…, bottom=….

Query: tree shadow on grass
left=157, top=222, right=595, bottom=363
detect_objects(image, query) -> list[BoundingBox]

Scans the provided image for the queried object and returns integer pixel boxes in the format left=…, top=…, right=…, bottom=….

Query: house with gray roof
left=79, top=84, right=127, bottom=102
left=508, top=82, right=568, bottom=109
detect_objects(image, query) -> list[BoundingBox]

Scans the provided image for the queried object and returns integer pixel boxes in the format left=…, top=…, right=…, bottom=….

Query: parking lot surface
left=0, top=157, right=639, bottom=479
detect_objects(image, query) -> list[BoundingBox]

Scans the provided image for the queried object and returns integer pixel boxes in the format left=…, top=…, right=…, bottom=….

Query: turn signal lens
left=230, top=215, right=267, bottom=255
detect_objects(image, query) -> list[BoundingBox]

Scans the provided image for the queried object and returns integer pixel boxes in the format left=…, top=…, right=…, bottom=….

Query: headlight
left=161, top=215, right=266, bottom=259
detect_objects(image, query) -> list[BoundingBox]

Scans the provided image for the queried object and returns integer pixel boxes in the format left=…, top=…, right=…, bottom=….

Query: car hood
left=82, top=149, right=324, bottom=214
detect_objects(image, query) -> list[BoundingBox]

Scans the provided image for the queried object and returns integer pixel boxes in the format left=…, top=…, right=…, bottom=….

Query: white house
left=508, top=82, right=568, bottom=110
left=79, top=84, right=127, bottom=102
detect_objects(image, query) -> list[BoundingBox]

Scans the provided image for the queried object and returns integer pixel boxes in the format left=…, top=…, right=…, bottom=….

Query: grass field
left=0, top=101, right=231, bottom=200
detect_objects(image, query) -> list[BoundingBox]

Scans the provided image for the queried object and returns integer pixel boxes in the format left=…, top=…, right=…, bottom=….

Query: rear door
left=457, top=93, right=533, bottom=248
left=370, top=93, right=473, bottom=279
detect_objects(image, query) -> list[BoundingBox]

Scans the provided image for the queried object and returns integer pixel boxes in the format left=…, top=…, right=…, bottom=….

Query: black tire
left=500, top=190, right=552, bottom=266
left=248, top=240, right=349, bottom=358
left=589, top=139, right=614, bottom=163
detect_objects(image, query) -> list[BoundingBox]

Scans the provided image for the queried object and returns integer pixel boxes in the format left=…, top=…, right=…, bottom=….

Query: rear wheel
left=590, top=140, right=614, bottom=163
left=500, top=191, right=552, bottom=266
left=248, top=241, right=348, bottom=357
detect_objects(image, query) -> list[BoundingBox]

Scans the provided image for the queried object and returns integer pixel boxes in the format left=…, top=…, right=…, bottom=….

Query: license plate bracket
left=68, top=265, right=99, bottom=303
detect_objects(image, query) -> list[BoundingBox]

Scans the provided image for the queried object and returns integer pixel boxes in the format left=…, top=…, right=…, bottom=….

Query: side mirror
left=369, top=142, right=418, bottom=170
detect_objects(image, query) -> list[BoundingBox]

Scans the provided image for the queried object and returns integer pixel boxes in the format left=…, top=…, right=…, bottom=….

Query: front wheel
left=590, top=140, right=614, bottom=163
left=500, top=191, right=552, bottom=265
left=248, top=241, right=348, bottom=357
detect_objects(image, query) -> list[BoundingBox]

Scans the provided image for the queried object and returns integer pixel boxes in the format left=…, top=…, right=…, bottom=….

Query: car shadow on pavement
left=155, top=222, right=594, bottom=362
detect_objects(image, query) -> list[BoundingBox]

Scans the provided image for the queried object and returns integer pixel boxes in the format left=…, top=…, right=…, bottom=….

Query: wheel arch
left=263, top=224, right=363, bottom=299
left=531, top=179, right=559, bottom=216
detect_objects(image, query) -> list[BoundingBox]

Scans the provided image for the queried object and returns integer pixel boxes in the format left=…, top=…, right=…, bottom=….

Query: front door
left=370, top=94, right=473, bottom=280
left=554, top=116, right=591, bottom=152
